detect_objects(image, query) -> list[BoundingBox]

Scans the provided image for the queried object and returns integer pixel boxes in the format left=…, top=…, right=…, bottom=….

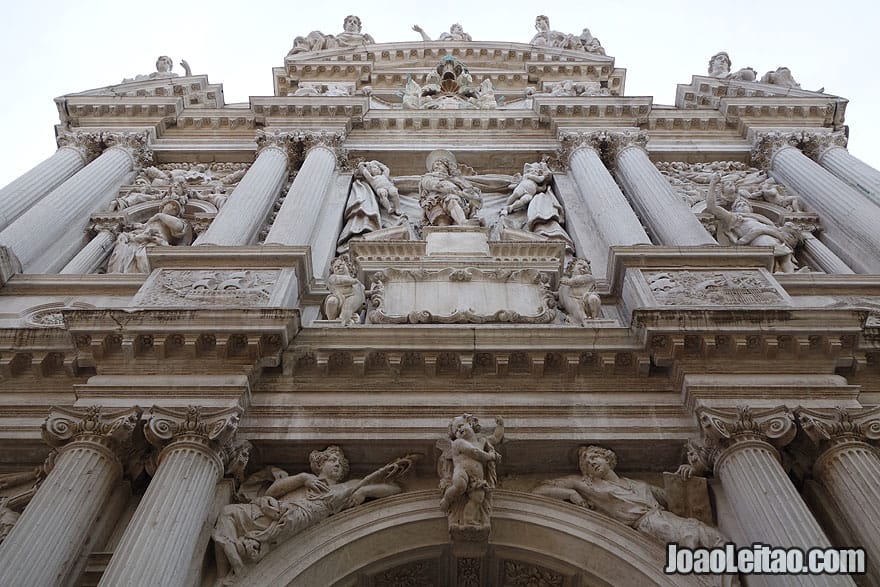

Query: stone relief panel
left=20, top=301, right=95, bottom=328
left=642, top=270, right=787, bottom=306
left=110, top=162, right=250, bottom=212
left=131, top=269, right=296, bottom=308
left=400, top=57, right=497, bottom=110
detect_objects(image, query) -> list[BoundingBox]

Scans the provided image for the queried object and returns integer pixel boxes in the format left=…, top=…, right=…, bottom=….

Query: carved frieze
left=132, top=269, right=292, bottom=307
left=643, top=270, right=786, bottom=306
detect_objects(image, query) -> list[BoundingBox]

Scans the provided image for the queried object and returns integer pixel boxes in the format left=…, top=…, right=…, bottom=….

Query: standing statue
left=123, top=55, right=191, bottom=83
left=288, top=15, right=374, bottom=55
left=106, top=199, right=190, bottom=274
left=558, top=258, right=601, bottom=325
left=707, top=173, right=797, bottom=273
left=530, top=15, right=586, bottom=51
left=323, top=257, right=366, bottom=326
left=707, top=51, right=757, bottom=82
left=437, top=415, right=504, bottom=533
left=212, top=446, right=418, bottom=577
left=419, top=150, right=483, bottom=226
left=412, top=23, right=472, bottom=42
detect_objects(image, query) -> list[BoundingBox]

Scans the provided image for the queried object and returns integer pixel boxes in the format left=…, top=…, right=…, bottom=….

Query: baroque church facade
left=0, top=14, right=878, bottom=587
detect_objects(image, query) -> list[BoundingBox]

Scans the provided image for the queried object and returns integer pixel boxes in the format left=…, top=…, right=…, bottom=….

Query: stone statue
left=558, top=258, right=601, bottom=324
left=747, top=177, right=803, bottom=212
left=500, top=161, right=573, bottom=252
left=437, top=415, right=504, bottom=531
left=707, top=52, right=756, bottom=82
left=123, top=55, right=191, bottom=83
left=530, top=15, right=586, bottom=52
left=412, top=23, right=472, bottom=42
left=0, top=497, right=19, bottom=544
left=419, top=150, right=482, bottom=226
left=476, top=78, right=497, bottom=109
left=535, top=445, right=730, bottom=551
left=707, top=173, right=797, bottom=273
left=336, top=160, right=407, bottom=252
left=503, top=161, right=554, bottom=215
left=323, top=257, right=366, bottom=326
left=358, top=160, right=401, bottom=215
left=402, top=76, right=423, bottom=109
left=578, top=28, right=605, bottom=55
left=212, top=446, right=418, bottom=577
left=106, top=199, right=190, bottom=274
left=288, top=15, right=374, bottom=55
left=760, top=66, right=801, bottom=89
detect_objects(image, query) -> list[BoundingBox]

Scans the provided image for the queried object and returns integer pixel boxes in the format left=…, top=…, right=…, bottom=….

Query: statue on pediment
left=707, top=51, right=757, bottom=82
left=122, top=55, right=191, bottom=83
left=106, top=199, right=191, bottom=274
left=212, top=446, right=418, bottom=577
left=760, top=66, right=801, bottom=89
left=288, top=15, right=375, bottom=56
left=412, top=23, right=473, bottom=42
left=419, top=150, right=483, bottom=226
left=530, top=15, right=603, bottom=53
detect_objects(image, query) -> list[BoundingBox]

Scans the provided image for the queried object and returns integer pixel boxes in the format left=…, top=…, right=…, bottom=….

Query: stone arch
left=235, top=490, right=712, bottom=586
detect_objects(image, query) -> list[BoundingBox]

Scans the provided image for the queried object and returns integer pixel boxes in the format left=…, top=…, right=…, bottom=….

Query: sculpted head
left=578, top=445, right=617, bottom=478
left=451, top=23, right=464, bottom=34
left=310, top=445, right=350, bottom=481
left=343, top=15, right=362, bottom=33
left=331, top=256, right=351, bottom=276
left=708, top=51, right=731, bottom=76
left=448, top=413, right=480, bottom=440
left=565, top=258, right=592, bottom=277
left=731, top=197, right=753, bottom=213
left=161, top=199, right=183, bottom=216
left=535, top=15, right=550, bottom=32
left=156, top=55, right=174, bottom=73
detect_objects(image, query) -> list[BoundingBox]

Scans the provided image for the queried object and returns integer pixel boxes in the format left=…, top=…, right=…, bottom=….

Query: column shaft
left=0, top=147, right=87, bottom=232
left=800, top=233, right=854, bottom=274
left=771, top=147, right=880, bottom=274
left=615, top=147, right=715, bottom=246
left=0, top=443, right=121, bottom=586
left=265, top=145, right=337, bottom=245
left=194, top=146, right=288, bottom=246
left=60, top=230, right=116, bottom=274
left=0, top=147, right=135, bottom=273
left=818, top=147, right=880, bottom=207
left=98, top=444, right=222, bottom=587
left=716, top=441, right=851, bottom=587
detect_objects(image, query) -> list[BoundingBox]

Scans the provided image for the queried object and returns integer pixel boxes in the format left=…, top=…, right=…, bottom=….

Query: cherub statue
left=437, top=414, right=504, bottom=529
left=558, top=258, right=601, bottom=325
left=323, top=257, right=365, bottom=326
left=356, top=160, right=401, bottom=214
left=503, top=161, right=554, bottom=215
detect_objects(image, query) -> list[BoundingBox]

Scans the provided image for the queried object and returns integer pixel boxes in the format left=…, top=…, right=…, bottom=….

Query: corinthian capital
left=42, top=405, right=141, bottom=454
left=800, top=130, right=848, bottom=162
left=798, top=406, right=880, bottom=447
left=698, top=405, right=796, bottom=448
left=56, top=130, right=103, bottom=164
left=293, top=129, right=348, bottom=168
left=749, top=131, right=801, bottom=170
left=101, top=131, right=154, bottom=168
left=254, top=128, right=295, bottom=159
left=144, top=405, right=242, bottom=458
left=603, top=129, right=649, bottom=164
left=556, top=130, right=605, bottom=168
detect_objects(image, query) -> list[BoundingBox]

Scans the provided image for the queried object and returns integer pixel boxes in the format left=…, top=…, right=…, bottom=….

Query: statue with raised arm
left=123, top=55, right=191, bottom=83
left=106, top=199, right=190, bottom=274
left=419, top=150, right=482, bottom=226
left=323, top=257, right=365, bottom=326
left=213, top=446, right=418, bottom=577
left=706, top=173, right=797, bottom=273
left=413, top=23, right=473, bottom=42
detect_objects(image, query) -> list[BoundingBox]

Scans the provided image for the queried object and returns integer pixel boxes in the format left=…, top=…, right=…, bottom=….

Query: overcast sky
left=1, top=0, right=877, bottom=187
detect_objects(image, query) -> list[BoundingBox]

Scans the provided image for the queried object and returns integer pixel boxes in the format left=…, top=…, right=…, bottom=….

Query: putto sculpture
left=323, top=257, right=366, bottom=326
left=212, top=446, right=418, bottom=577
left=288, top=15, right=375, bottom=55
left=558, top=258, right=601, bottom=324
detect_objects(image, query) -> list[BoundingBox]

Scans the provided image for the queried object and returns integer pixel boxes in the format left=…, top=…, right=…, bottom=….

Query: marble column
left=265, top=130, right=344, bottom=246
left=560, top=130, right=651, bottom=248
left=608, top=130, right=716, bottom=246
left=193, top=130, right=291, bottom=246
left=798, top=407, right=880, bottom=582
left=0, top=406, right=140, bottom=587
left=799, top=232, right=854, bottom=275
left=752, top=132, right=880, bottom=274
left=695, top=405, right=853, bottom=587
left=99, top=405, right=244, bottom=587
left=60, top=218, right=122, bottom=274
left=0, top=132, right=149, bottom=274
left=802, top=131, right=880, bottom=207
left=0, top=131, right=102, bottom=232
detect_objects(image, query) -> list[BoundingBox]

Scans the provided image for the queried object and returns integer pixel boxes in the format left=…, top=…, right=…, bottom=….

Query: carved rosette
left=42, top=406, right=141, bottom=460
left=144, top=405, right=243, bottom=467
left=800, top=131, right=848, bottom=163
left=56, top=130, right=103, bottom=164
left=749, top=131, right=801, bottom=170
left=294, top=129, right=348, bottom=167
left=101, top=131, right=153, bottom=168
left=693, top=405, right=796, bottom=472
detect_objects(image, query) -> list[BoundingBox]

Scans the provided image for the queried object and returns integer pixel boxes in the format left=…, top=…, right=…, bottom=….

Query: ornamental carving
left=797, top=406, right=880, bottom=447
left=557, top=258, right=601, bottom=324
left=503, top=561, right=564, bottom=587
left=400, top=58, right=498, bottom=110
left=111, top=162, right=249, bottom=211
left=144, top=405, right=241, bottom=452
left=372, top=560, right=436, bottom=587
left=694, top=405, right=797, bottom=469
left=56, top=130, right=103, bottom=164
left=101, top=131, right=153, bottom=168
left=132, top=270, right=279, bottom=307
left=529, top=15, right=605, bottom=55
left=42, top=406, right=141, bottom=453
left=255, top=129, right=295, bottom=158
left=749, top=131, right=801, bottom=170
left=603, top=129, right=649, bottom=163
left=644, top=270, right=785, bottom=306
left=800, top=131, right=848, bottom=162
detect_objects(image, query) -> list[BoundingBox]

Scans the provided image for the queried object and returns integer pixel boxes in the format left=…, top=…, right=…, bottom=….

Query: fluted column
left=0, top=406, right=140, bottom=587
left=60, top=217, right=122, bottom=274
left=265, top=130, right=344, bottom=245
left=608, top=130, right=715, bottom=246
left=0, top=131, right=149, bottom=274
left=752, top=132, right=880, bottom=274
left=0, top=131, right=102, bottom=232
left=559, top=131, right=651, bottom=247
left=800, top=232, right=854, bottom=274
left=694, top=406, right=853, bottom=587
left=194, top=129, right=291, bottom=246
left=799, top=407, right=880, bottom=582
left=100, top=405, right=244, bottom=587
left=802, top=131, right=880, bottom=206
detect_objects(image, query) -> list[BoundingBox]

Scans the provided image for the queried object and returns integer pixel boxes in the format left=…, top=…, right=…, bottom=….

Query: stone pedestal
left=799, top=407, right=880, bottom=582
left=194, top=130, right=291, bottom=246
left=609, top=131, right=715, bottom=246
left=0, top=131, right=101, bottom=232
left=696, top=406, right=853, bottom=587
left=99, top=405, right=243, bottom=587
left=0, top=132, right=148, bottom=273
left=0, top=406, right=139, bottom=587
